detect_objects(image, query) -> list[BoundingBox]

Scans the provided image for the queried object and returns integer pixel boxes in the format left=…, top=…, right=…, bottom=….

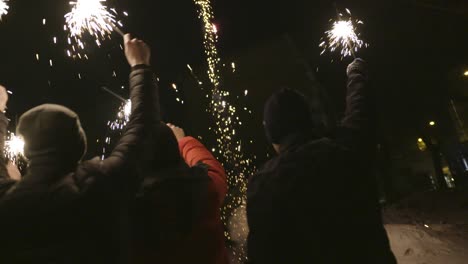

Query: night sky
left=0, top=0, right=466, bottom=163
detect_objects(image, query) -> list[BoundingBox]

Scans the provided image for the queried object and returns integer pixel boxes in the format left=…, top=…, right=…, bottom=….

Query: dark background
left=0, top=0, right=466, bottom=165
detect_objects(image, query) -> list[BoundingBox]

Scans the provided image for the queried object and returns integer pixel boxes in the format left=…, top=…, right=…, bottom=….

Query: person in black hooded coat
left=0, top=34, right=159, bottom=263
left=247, top=59, right=397, bottom=263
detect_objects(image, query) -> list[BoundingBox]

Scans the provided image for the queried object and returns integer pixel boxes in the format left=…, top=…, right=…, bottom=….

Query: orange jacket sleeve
left=178, top=137, right=228, bottom=206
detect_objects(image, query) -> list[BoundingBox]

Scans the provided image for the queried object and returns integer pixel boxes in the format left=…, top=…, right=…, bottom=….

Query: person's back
left=248, top=137, right=393, bottom=263
left=131, top=124, right=228, bottom=264
left=247, top=59, right=396, bottom=263
left=0, top=165, right=123, bottom=263
left=0, top=34, right=158, bottom=263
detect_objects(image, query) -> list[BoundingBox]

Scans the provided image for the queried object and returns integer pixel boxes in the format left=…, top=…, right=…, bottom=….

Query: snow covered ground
left=386, top=224, right=468, bottom=264
left=383, top=190, right=468, bottom=264
left=227, top=190, right=468, bottom=263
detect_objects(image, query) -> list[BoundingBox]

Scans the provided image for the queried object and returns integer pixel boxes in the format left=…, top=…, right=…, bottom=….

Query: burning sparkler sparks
left=122, top=100, right=131, bottom=120
left=65, top=0, right=116, bottom=38
left=64, top=0, right=124, bottom=58
left=0, top=0, right=8, bottom=20
left=107, top=99, right=131, bottom=131
left=320, top=9, right=367, bottom=58
left=5, top=133, right=25, bottom=163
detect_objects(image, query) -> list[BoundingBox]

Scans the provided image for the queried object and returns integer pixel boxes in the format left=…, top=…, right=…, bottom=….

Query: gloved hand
left=124, top=34, right=151, bottom=67
left=167, top=123, right=186, bottom=141
left=347, top=58, right=367, bottom=76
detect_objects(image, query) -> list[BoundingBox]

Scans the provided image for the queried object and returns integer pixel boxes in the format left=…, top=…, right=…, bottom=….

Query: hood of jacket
left=17, top=104, right=87, bottom=170
left=263, top=88, right=315, bottom=144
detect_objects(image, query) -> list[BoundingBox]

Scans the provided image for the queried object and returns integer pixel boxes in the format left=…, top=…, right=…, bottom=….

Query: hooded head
left=139, top=123, right=182, bottom=173
left=17, top=104, right=87, bottom=165
left=263, top=88, right=314, bottom=152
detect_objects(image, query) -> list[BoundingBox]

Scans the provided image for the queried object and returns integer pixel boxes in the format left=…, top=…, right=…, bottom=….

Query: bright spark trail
left=0, top=0, right=8, bottom=20
left=194, top=0, right=220, bottom=89
left=320, top=8, right=367, bottom=58
left=194, top=0, right=254, bottom=262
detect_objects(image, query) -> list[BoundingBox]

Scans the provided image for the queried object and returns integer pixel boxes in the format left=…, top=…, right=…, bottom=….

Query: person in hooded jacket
left=247, top=59, right=397, bottom=264
left=130, top=123, right=228, bottom=264
left=0, top=34, right=159, bottom=263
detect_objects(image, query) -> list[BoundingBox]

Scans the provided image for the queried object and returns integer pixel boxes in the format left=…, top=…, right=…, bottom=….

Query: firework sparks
left=122, top=100, right=131, bottom=120
left=108, top=100, right=131, bottom=131
left=65, top=0, right=116, bottom=38
left=0, top=0, right=8, bottom=20
left=194, top=1, right=255, bottom=262
left=64, top=0, right=123, bottom=58
left=5, top=133, right=25, bottom=163
left=194, top=0, right=221, bottom=89
left=320, top=9, right=366, bottom=58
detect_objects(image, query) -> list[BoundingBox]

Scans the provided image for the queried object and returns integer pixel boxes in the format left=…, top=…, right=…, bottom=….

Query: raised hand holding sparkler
left=124, top=33, right=150, bottom=67
left=320, top=8, right=367, bottom=59
left=105, top=34, right=149, bottom=131
left=0, top=0, right=8, bottom=20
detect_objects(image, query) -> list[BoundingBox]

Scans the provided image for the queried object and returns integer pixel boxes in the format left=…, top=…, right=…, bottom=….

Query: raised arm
left=168, top=124, right=228, bottom=206
left=338, top=59, right=374, bottom=150
left=98, top=34, right=160, bottom=175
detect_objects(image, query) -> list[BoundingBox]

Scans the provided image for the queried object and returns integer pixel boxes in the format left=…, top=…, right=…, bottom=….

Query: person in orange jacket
left=131, top=123, right=229, bottom=264
left=170, top=124, right=228, bottom=207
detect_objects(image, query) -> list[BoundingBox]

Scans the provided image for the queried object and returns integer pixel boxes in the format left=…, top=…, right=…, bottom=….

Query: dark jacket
left=247, top=60, right=396, bottom=264
left=0, top=66, right=159, bottom=263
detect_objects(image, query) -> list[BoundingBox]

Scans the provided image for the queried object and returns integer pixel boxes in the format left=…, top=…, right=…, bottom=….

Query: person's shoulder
left=302, top=137, right=341, bottom=151
left=0, top=178, right=18, bottom=196
left=247, top=156, right=285, bottom=197
left=251, top=157, right=280, bottom=181
left=269, top=138, right=347, bottom=179
left=297, top=137, right=350, bottom=159
left=72, top=158, right=106, bottom=191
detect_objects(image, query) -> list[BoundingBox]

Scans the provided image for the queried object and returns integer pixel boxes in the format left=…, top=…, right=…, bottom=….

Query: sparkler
left=65, top=0, right=120, bottom=38
left=100, top=97, right=130, bottom=160
left=122, top=100, right=131, bottom=121
left=65, top=0, right=124, bottom=58
left=0, top=0, right=8, bottom=20
left=320, top=8, right=367, bottom=58
left=5, top=133, right=25, bottom=163
left=107, top=100, right=130, bottom=132
left=101, top=87, right=130, bottom=130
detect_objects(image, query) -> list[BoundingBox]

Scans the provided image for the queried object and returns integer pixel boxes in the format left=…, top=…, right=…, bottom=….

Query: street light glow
left=464, top=70, right=468, bottom=77
left=417, top=137, right=427, bottom=151
left=429, top=121, right=436, bottom=126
